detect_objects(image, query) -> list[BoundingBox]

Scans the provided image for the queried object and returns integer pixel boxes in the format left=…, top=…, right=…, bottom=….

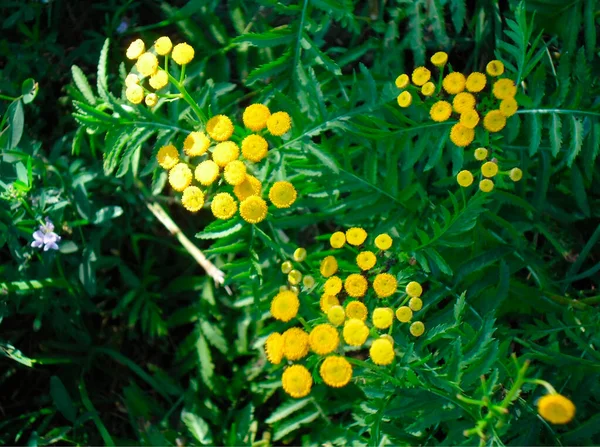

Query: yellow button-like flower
left=493, top=78, right=517, bottom=100
left=126, top=84, right=144, bottom=104
left=330, top=231, right=346, bottom=248
left=410, top=321, right=425, bottom=337
left=223, top=160, right=247, bottom=186
left=466, top=72, right=487, bottom=92
left=346, top=301, right=367, bottom=321
left=243, top=104, right=271, bottom=131
left=443, top=72, right=466, bottom=94
left=125, top=73, right=139, bottom=87
left=281, top=261, right=293, bottom=274
left=327, top=305, right=345, bottom=326
left=136, top=52, right=159, bottom=77
left=537, top=394, right=576, bottom=424
left=211, top=192, right=238, bottom=219
left=157, top=144, right=179, bottom=170
left=206, top=115, right=234, bottom=142
left=168, top=163, right=192, bottom=191
left=486, top=60, right=504, bottom=77
left=430, top=101, right=452, bottom=122
left=356, top=251, right=376, bottom=271
left=145, top=91, right=157, bottom=105
left=149, top=70, right=169, bottom=90
left=450, top=123, right=475, bottom=147
left=406, top=281, right=423, bottom=297
left=370, top=338, right=395, bottom=365
left=282, top=364, right=312, bottom=398
left=474, top=147, right=488, bottom=161
left=239, top=196, right=267, bottom=224
left=184, top=132, right=210, bottom=157
left=479, top=179, right=494, bottom=193
left=320, top=356, right=352, bottom=387
left=510, top=167, right=523, bottom=182
left=483, top=110, right=507, bottom=133
left=267, top=111, right=292, bottom=136
left=397, top=91, right=412, bottom=108
left=409, top=297, right=423, bottom=311
left=396, top=306, right=413, bottom=322
left=320, top=293, right=340, bottom=313
left=154, top=36, right=172, bottom=55
left=126, top=39, right=145, bottom=60
left=265, top=332, right=284, bottom=364
left=395, top=74, right=409, bottom=89
left=309, top=324, right=339, bottom=355
left=373, top=273, right=397, bottom=298
left=320, top=255, right=338, bottom=278
left=181, top=186, right=204, bottom=212
left=212, top=141, right=239, bottom=167
left=271, top=290, right=300, bottom=322
left=481, top=161, right=498, bottom=178
left=172, top=42, right=195, bottom=65
left=421, top=82, right=435, bottom=96
left=302, top=275, right=315, bottom=289
left=288, top=269, right=302, bottom=285
left=324, top=276, right=342, bottom=295
left=346, top=227, right=367, bottom=246
left=457, top=170, right=474, bottom=187
left=379, top=334, right=394, bottom=346
left=344, top=274, right=368, bottom=298
left=411, top=66, right=431, bottom=86
left=282, top=327, right=309, bottom=361
left=195, top=160, right=220, bottom=186
left=430, top=51, right=448, bottom=67
left=241, top=134, right=268, bottom=162
left=453, top=92, right=476, bottom=114
left=343, top=318, right=369, bottom=346
left=500, top=97, right=518, bottom=117
left=234, top=175, right=262, bottom=201
left=375, top=233, right=392, bottom=250
left=268, top=181, right=297, bottom=208
left=460, top=110, right=480, bottom=129
left=372, top=307, right=394, bottom=329
left=293, top=248, right=307, bottom=262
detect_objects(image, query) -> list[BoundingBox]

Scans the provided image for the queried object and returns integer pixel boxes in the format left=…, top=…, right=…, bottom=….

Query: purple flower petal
left=31, top=240, right=43, bottom=248
left=33, top=230, right=44, bottom=241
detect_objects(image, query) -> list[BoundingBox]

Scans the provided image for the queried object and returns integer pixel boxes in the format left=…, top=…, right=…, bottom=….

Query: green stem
left=166, top=72, right=206, bottom=124
left=0, top=93, right=19, bottom=101
left=79, top=379, right=115, bottom=447
left=515, top=108, right=600, bottom=118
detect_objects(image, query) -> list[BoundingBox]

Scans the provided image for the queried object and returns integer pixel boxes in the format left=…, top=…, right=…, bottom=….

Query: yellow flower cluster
left=456, top=147, right=523, bottom=192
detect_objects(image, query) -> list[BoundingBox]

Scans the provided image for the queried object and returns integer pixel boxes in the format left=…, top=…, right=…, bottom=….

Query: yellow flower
left=409, top=297, right=423, bottom=311
left=168, top=163, right=192, bottom=192
left=195, top=160, right=220, bottom=186
left=375, top=233, right=392, bottom=250
left=181, top=186, right=204, bottom=212
left=466, top=72, right=487, bottom=92
left=126, top=39, right=145, bottom=60
left=327, top=305, right=345, bottom=326
left=460, top=110, right=480, bottom=129
left=510, top=167, right=523, bottom=182
left=453, top=92, right=476, bottom=114
left=479, top=179, right=494, bottom=193
left=486, top=60, right=504, bottom=77
left=481, top=161, right=498, bottom=178
left=373, top=273, right=397, bottom=298
left=309, top=324, right=339, bottom=355
left=346, top=301, right=367, bottom=321
left=125, top=73, right=139, bottom=87
left=157, top=144, right=179, bottom=170
left=410, top=321, right=425, bottom=337
left=241, top=134, right=268, bottom=162
left=282, top=364, right=312, bottom=398
left=356, top=251, right=376, bottom=271
left=370, top=338, right=395, bottom=365
left=457, top=170, right=474, bottom=187
left=406, top=281, right=423, bottom=297
left=293, top=248, right=307, bottom=262
left=421, top=82, right=435, bottom=96
left=320, top=356, right=352, bottom=388
left=343, top=319, right=369, bottom=346
left=411, top=66, right=431, bottom=86
left=397, top=91, right=412, bottom=108
left=149, top=70, right=169, bottom=90
left=268, top=181, right=297, bottom=208
left=266, top=111, right=292, bottom=136
left=330, top=231, right=346, bottom=248
left=144, top=93, right=157, bottom=109
left=212, top=141, right=240, bottom=167
left=474, top=147, right=488, bottom=161
left=500, top=97, right=518, bottom=117
left=281, top=261, right=293, bottom=274
left=234, top=174, right=262, bottom=201
left=303, top=275, right=315, bottom=289
left=344, top=274, right=368, bottom=298
left=483, top=110, right=507, bottom=132
left=206, top=115, right=234, bottom=142
left=395, top=74, right=409, bottom=88
left=172, top=42, right=194, bottom=65
left=430, top=51, right=448, bottom=67
left=154, top=36, right=172, bottom=55
left=136, top=52, right=158, bottom=77
left=239, top=196, right=267, bottom=224
left=184, top=132, right=210, bottom=157
left=282, top=327, right=309, bottom=361
left=223, top=160, right=247, bottom=186
left=430, top=101, right=452, bottom=122
left=243, top=104, right=271, bottom=131
left=346, top=227, right=367, bottom=246
left=324, top=276, right=343, bottom=295
left=265, top=332, right=284, bottom=364
left=450, top=123, right=475, bottom=147
left=288, top=270, right=302, bottom=285
left=211, top=192, right=238, bottom=219
left=443, top=72, right=466, bottom=94
left=537, top=394, right=576, bottom=424
left=379, top=334, right=394, bottom=346
left=372, top=307, right=394, bottom=329
left=126, top=84, right=144, bottom=104
left=271, top=290, right=299, bottom=322
left=320, top=255, right=338, bottom=278
left=320, top=293, right=340, bottom=313
left=493, top=78, right=517, bottom=100
left=396, top=306, right=413, bottom=323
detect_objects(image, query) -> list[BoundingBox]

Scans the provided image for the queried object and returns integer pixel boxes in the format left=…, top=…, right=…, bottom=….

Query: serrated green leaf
left=566, top=116, right=583, bottom=166
left=72, top=65, right=96, bottom=105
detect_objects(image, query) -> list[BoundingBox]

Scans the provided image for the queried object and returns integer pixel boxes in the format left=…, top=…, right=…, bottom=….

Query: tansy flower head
left=126, top=84, right=144, bottom=104
left=327, top=305, right=345, bottom=326
left=457, top=170, right=474, bottom=187
left=282, top=327, right=309, bottom=361
left=181, top=186, right=204, bottom=212
left=184, top=131, right=210, bottom=157
left=281, top=261, right=293, bottom=274
left=430, top=51, right=448, bottom=67
left=324, top=276, right=343, bottom=295
left=479, top=179, right=494, bottom=193
left=243, top=104, right=271, bottom=131
left=500, top=97, right=518, bottom=117
left=271, top=290, right=300, bottom=322
left=356, top=251, right=377, bottom=271
left=411, top=66, right=431, bottom=86
left=346, top=301, right=367, bottom=321
left=211, top=192, right=238, bottom=219
left=421, top=82, right=435, bottom=96
left=486, top=60, right=504, bottom=77
left=126, top=39, right=145, bottom=60
left=370, top=338, right=395, bottom=365
left=212, top=141, right=240, bottom=167
left=294, top=248, right=307, bottom=262
left=266, top=111, right=292, bottom=136
left=330, top=231, right=346, bottom=249
left=344, top=274, right=368, bottom=298
left=406, top=281, right=423, bottom=297
left=372, top=307, right=394, bottom=329
left=168, top=163, right=192, bottom=191
left=195, top=160, right=220, bottom=186
left=303, top=275, right=315, bottom=289
left=396, top=306, right=413, bottom=322
left=395, top=74, right=409, bottom=88
left=450, top=123, right=475, bottom=147
left=157, top=144, right=179, bottom=170
left=149, top=70, right=169, bottom=90
left=397, top=91, right=412, bottom=108
left=510, top=167, right=523, bottom=182
left=410, top=321, right=425, bottom=337
left=288, top=269, right=302, bottom=285
left=466, top=72, right=487, bottom=92
left=320, top=255, right=338, bottom=278
left=239, top=196, right=267, bottom=224
left=409, top=297, right=423, bottom=311
left=474, top=147, right=488, bottom=161
left=453, top=92, right=476, bottom=114
left=144, top=92, right=156, bottom=107
left=430, top=101, right=452, bottom=122
left=125, top=73, right=139, bottom=87
left=483, top=110, right=507, bottom=133
left=282, top=364, right=312, bottom=398
left=206, top=115, right=234, bottom=142
left=136, top=52, right=159, bottom=77
left=309, top=324, right=339, bottom=355
left=343, top=318, right=369, bottom=346
left=379, top=334, right=394, bottom=346
left=265, top=332, right=284, bottom=364
left=234, top=175, right=261, bottom=201
left=268, top=181, right=297, bottom=208
left=493, top=78, right=517, bottom=100
left=346, top=227, right=367, bottom=246
left=172, top=42, right=194, bottom=65
left=460, top=110, right=480, bottom=129
left=241, top=134, right=268, bottom=162
left=537, top=394, right=576, bottom=425
left=320, top=293, right=340, bottom=313
left=373, top=273, right=397, bottom=298
left=375, top=233, right=392, bottom=250
left=443, top=72, right=466, bottom=94
left=320, top=356, right=352, bottom=388
left=154, top=36, right=172, bottom=55
left=481, top=161, right=498, bottom=178
left=224, top=160, right=247, bottom=185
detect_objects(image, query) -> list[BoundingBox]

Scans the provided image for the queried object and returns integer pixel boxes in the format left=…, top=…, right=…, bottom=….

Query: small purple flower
left=116, top=20, right=129, bottom=34
left=31, top=217, right=61, bottom=251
